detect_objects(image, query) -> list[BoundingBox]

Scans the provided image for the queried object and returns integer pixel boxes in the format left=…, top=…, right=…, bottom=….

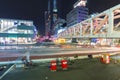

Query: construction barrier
left=100, top=54, right=110, bottom=64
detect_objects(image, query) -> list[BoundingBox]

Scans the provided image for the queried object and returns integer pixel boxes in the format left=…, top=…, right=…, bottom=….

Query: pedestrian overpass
left=58, top=4, right=120, bottom=39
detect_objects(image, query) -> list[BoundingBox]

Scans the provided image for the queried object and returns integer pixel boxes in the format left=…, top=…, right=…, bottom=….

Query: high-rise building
left=45, top=0, right=59, bottom=36
left=45, top=0, right=51, bottom=36
left=45, top=11, right=51, bottom=36
left=51, top=0, right=58, bottom=35
left=66, top=0, right=88, bottom=27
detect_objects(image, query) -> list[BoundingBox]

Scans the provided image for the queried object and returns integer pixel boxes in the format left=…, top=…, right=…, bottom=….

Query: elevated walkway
left=58, top=4, right=120, bottom=38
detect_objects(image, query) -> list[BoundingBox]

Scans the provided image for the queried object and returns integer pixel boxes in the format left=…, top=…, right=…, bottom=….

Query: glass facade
left=66, top=6, right=88, bottom=27
left=0, top=18, right=37, bottom=46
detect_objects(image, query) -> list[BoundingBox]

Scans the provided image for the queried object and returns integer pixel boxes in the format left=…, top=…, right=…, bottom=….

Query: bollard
left=50, top=60, right=57, bottom=71
left=61, top=59, right=68, bottom=70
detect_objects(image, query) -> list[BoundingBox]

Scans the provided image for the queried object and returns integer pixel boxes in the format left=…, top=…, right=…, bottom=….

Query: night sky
left=0, top=0, right=120, bottom=35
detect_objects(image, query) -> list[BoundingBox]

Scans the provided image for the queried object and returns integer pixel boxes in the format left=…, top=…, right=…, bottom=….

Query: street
left=0, top=47, right=120, bottom=58
left=2, top=58, right=120, bottom=80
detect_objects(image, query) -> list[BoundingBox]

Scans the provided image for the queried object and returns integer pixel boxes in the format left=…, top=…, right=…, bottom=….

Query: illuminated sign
left=73, top=0, right=87, bottom=8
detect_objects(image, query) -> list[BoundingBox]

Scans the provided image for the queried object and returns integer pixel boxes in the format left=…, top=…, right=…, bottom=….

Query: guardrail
left=0, top=64, right=15, bottom=80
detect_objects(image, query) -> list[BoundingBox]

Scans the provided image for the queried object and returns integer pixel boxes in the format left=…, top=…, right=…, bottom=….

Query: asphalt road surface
left=0, top=47, right=120, bottom=58
left=2, top=58, right=120, bottom=80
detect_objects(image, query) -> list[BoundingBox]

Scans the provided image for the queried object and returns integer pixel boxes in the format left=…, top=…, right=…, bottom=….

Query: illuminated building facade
left=0, top=18, right=37, bottom=45
left=66, top=0, right=88, bottom=27
left=45, top=11, right=51, bottom=36
left=45, top=0, right=51, bottom=36
left=53, top=18, right=66, bottom=36
left=45, top=0, right=61, bottom=36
